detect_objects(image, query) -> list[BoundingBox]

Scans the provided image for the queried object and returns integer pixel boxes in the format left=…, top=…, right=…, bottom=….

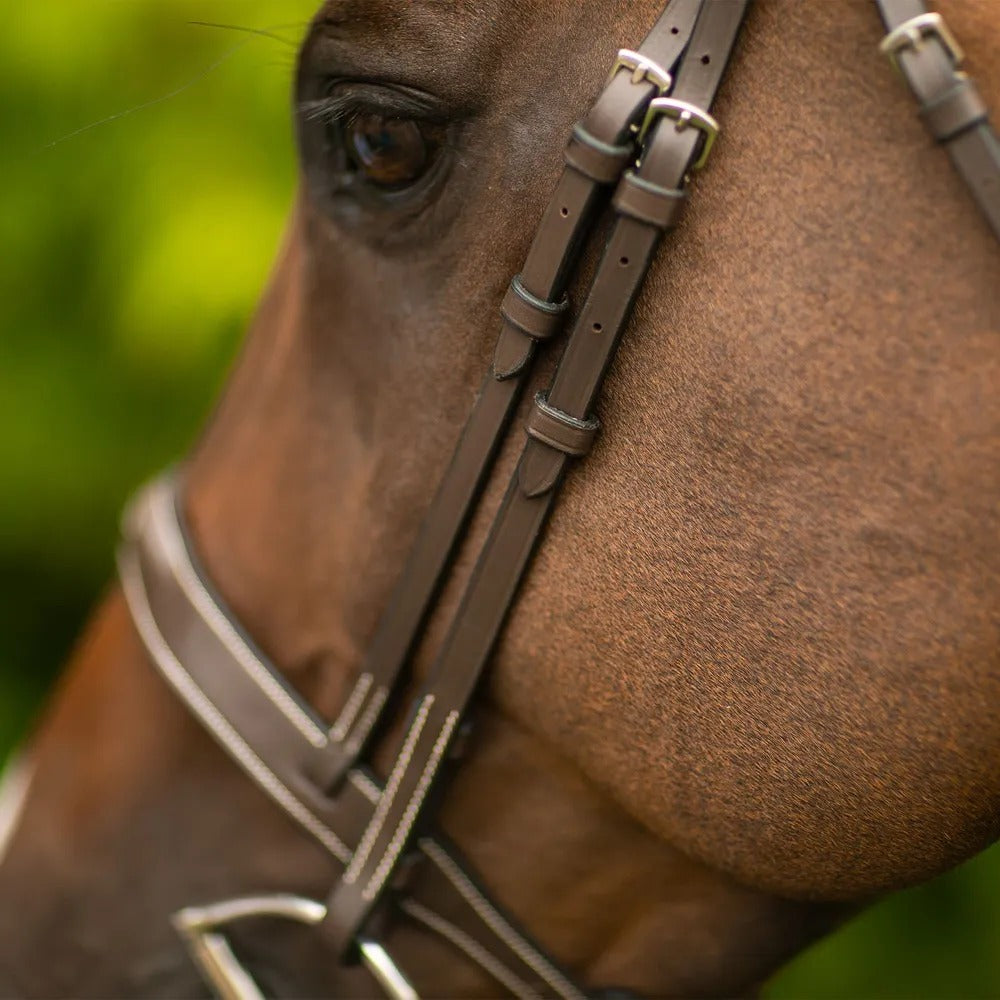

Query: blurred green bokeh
left=1, top=4, right=997, bottom=997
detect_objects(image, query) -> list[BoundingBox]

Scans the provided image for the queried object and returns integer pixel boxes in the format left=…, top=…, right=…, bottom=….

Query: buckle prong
left=879, top=12, right=964, bottom=72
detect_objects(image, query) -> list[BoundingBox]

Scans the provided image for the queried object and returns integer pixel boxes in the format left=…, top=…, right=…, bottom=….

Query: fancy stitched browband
left=117, top=0, right=1000, bottom=996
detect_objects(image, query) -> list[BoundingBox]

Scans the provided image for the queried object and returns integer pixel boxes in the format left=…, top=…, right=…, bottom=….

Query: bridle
left=117, top=1, right=1000, bottom=996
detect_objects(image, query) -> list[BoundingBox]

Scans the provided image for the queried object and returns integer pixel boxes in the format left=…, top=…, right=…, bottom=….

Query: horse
left=1, top=0, right=998, bottom=996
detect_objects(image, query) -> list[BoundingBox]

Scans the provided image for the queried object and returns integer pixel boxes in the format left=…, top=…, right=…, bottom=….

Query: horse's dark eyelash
left=299, top=96, right=363, bottom=126
left=300, top=95, right=469, bottom=166
left=299, top=92, right=450, bottom=128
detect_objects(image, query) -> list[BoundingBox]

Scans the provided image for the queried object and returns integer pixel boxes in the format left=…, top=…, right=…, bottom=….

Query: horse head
left=2, top=1, right=999, bottom=996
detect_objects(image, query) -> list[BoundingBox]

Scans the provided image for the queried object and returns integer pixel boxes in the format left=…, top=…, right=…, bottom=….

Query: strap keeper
left=612, top=170, right=686, bottom=229
left=500, top=274, right=569, bottom=341
left=564, top=123, right=634, bottom=185
left=525, top=392, right=599, bottom=457
left=920, top=77, right=989, bottom=144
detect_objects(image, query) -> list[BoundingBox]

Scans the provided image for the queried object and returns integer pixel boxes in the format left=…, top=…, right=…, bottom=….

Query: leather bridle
left=117, top=1, right=1000, bottom=996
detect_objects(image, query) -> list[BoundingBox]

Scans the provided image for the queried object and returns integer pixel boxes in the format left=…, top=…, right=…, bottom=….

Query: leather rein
left=117, top=1, right=1000, bottom=996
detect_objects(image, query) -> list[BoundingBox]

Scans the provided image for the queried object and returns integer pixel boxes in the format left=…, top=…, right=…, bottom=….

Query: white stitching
left=343, top=685, right=389, bottom=756
left=362, top=711, right=458, bottom=902
left=146, top=484, right=328, bottom=749
left=419, top=839, right=585, bottom=1000
left=344, top=695, right=433, bottom=884
left=119, top=549, right=351, bottom=864
left=348, top=769, right=380, bottom=804
left=399, top=898, right=539, bottom=1000
left=329, top=673, right=373, bottom=743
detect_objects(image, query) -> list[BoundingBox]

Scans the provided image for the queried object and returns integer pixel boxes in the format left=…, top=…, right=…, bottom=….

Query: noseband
left=118, top=1, right=1000, bottom=996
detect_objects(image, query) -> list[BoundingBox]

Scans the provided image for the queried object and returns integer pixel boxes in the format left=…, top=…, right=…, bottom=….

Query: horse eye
left=341, top=113, right=441, bottom=189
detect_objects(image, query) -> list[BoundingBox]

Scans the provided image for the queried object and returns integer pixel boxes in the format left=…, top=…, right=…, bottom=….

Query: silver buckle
left=638, top=97, right=720, bottom=172
left=879, top=12, right=964, bottom=71
left=173, top=895, right=418, bottom=1000
left=607, top=49, right=672, bottom=95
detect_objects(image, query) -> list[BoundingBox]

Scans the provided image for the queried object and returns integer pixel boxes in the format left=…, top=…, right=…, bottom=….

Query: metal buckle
left=638, top=97, right=720, bottom=172
left=173, top=895, right=418, bottom=1000
left=879, top=12, right=964, bottom=71
left=607, top=49, right=672, bottom=96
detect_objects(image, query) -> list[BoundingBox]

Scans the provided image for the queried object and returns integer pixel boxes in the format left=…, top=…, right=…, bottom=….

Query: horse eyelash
left=299, top=92, right=451, bottom=127
left=299, top=96, right=363, bottom=126
left=298, top=95, right=470, bottom=162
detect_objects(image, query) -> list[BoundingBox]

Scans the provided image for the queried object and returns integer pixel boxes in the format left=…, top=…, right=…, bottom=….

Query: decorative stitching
left=362, top=711, right=459, bottom=902
left=399, top=898, right=539, bottom=1000
left=344, top=695, right=434, bottom=884
left=348, top=769, right=380, bottom=805
left=329, top=672, right=374, bottom=743
left=119, top=549, right=351, bottom=864
left=419, top=839, right=586, bottom=1000
left=146, top=485, right=328, bottom=750
left=343, top=684, right=389, bottom=756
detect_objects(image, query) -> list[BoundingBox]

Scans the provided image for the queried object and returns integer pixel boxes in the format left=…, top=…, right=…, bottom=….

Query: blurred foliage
left=0, top=3, right=997, bottom=997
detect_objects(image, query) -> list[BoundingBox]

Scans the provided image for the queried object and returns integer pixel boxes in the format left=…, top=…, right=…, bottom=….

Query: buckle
left=879, top=12, right=964, bottom=71
left=174, top=895, right=418, bottom=1000
left=358, top=938, right=419, bottom=1000
left=638, top=97, right=720, bottom=172
left=607, top=49, right=672, bottom=95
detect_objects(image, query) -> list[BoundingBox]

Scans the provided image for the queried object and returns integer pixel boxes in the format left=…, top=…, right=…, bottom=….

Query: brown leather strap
left=524, top=392, right=600, bottom=459
left=499, top=276, right=570, bottom=342
left=311, top=0, right=710, bottom=794
left=117, top=477, right=587, bottom=1000
left=612, top=171, right=688, bottom=229
left=876, top=0, right=1000, bottom=242
left=321, top=0, right=750, bottom=957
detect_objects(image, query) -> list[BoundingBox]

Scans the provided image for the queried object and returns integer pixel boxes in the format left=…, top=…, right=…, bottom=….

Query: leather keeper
left=564, top=123, right=634, bottom=184
left=920, top=77, right=988, bottom=144
left=525, top=392, right=599, bottom=457
left=612, top=170, right=686, bottom=229
left=500, top=274, right=569, bottom=341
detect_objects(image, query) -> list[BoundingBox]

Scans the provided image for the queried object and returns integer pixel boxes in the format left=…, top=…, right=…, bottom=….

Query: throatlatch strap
left=876, top=0, right=1000, bottom=242
left=321, top=0, right=751, bottom=957
left=308, top=0, right=709, bottom=793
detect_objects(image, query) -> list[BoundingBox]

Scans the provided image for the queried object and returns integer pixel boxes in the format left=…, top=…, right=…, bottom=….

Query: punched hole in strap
left=500, top=274, right=569, bottom=341
left=525, top=391, right=599, bottom=457
left=564, top=123, right=634, bottom=185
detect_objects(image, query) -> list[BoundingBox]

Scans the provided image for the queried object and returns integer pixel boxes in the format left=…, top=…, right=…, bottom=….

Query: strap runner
left=310, top=0, right=710, bottom=793
left=876, top=0, right=1000, bottom=240
left=321, top=0, right=750, bottom=958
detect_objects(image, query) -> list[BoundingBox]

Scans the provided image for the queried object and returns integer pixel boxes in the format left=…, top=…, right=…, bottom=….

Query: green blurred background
left=1, top=3, right=997, bottom=996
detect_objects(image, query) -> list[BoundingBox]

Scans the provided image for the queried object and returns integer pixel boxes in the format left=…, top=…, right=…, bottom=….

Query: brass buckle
left=173, top=895, right=418, bottom=1000
left=638, top=97, right=720, bottom=172
left=607, top=49, right=672, bottom=96
left=879, top=12, right=964, bottom=71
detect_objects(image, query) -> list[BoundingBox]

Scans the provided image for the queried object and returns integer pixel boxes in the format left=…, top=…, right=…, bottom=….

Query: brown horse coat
left=1, top=1, right=999, bottom=996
